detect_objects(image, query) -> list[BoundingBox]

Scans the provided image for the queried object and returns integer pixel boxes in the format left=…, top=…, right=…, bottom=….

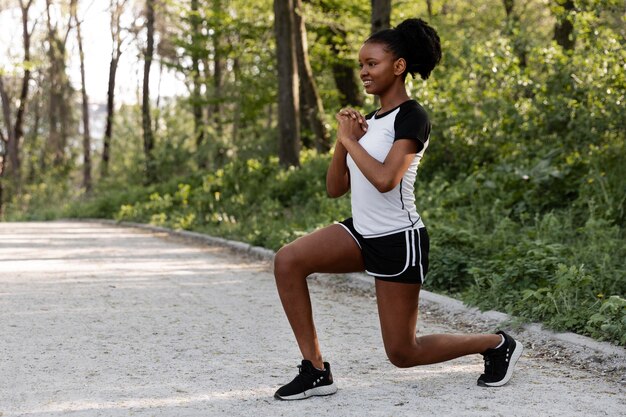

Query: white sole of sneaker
left=275, top=382, right=338, bottom=400
left=481, top=341, right=524, bottom=387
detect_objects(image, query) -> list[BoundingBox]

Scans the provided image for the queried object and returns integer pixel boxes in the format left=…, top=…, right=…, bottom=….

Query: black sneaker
left=477, top=330, right=523, bottom=387
left=274, top=360, right=338, bottom=400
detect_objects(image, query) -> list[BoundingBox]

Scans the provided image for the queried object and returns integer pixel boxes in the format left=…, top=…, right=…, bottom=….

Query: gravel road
left=1, top=221, right=624, bottom=417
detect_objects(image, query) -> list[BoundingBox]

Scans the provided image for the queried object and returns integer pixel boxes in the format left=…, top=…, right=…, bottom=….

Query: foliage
left=112, top=150, right=350, bottom=249
left=4, top=170, right=77, bottom=221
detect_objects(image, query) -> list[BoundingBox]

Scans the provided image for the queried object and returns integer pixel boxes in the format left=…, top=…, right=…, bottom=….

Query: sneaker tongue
left=300, top=360, right=325, bottom=374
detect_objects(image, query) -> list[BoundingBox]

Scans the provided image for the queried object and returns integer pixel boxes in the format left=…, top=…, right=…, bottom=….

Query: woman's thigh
left=375, top=279, right=421, bottom=348
left=275, top=223, right=365, bottom=275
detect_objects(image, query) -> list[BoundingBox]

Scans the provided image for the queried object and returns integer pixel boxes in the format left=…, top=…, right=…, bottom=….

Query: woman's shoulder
left=396, top=99, right=429, bottom=123
left=399, top=99, right=428, bottom=115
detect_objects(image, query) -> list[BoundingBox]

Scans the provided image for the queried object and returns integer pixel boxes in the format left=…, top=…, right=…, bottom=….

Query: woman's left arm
left=341, top=136, right=418, bottom=193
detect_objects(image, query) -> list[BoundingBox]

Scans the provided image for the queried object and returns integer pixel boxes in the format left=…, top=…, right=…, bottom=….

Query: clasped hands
left=335, top=108, right=368, bottom=145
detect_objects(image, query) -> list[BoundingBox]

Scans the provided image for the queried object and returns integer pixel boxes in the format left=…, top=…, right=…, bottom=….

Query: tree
left=210, top=0, right=224, bottom=141
left=371, top=0, right=390, bottom=34
left=426, top=0, right=433, bottom=19
left=0, top=75, right=14, bottom=217
left=102, top=0, right=128, bottom=179
left=501, top=0, right=527, bottom=67
left=294, top=0, right=330, bottom=152
left=313, top=0, right=364, bottom=108
left=189, top=0, right=205, bottom=150
left=143, top=0, right=156, bottom=183
left=0, top=0, right=36, bottom=186
left=553, top=0, right=575, bottom=50
left=14, top=0, right=35, bottom=182
left=45, top=0, right=74, bottom=168
left=274, top=0, right=300, bottom=167
left=70, top=0, right=91, bottom=192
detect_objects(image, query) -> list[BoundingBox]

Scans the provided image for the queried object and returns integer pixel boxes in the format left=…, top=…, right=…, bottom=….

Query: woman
left=273, top=18, right=523, bottom=400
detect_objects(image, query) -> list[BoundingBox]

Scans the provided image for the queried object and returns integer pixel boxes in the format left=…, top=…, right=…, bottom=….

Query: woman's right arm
left=326, top=139, right=350, bottom=198
left=327, top=108, right=368, bottom=198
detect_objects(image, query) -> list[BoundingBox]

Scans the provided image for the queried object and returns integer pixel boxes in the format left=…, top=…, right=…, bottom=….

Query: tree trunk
left=142, top=0, right=156, bottom=183
left=0, top=0, right=34, bottom=190
left=153, top=59, right=163, bottom=135
left=371, top=0, right=391, bottom=34
left=319, top=2, right=363, bottom=107
left=71, top=0, right=91, bottom=192
left=274, top=0, right=300, bottom=167
left=190, top=0, right=204, bottom=150
left=45, top=0, right=72, bottom=168
left=501, top=0, right=527, bottom=67
left=324, top=26, right=363, bottom=108
left=426, top=0, right=433, bottom=19
left=314, top=2, right=364, bottom=108
left=102, top=0, right=126, bottom=179
left=11, top=0, right=34, bottom=187
left=0, top=74, right=17, bottom=175
left=293, top=0, right=329, bottom=152
left=502, top=0, right=514, bottom=17
left=0, top=75, right=13, bottom=218
left=0, top=76, right=16, bottom=169
left=211, top=0, right=223, bottom=140
left=553, top=0, right=575, bottom=50
left=102, top=56, right=117, bottom=179
left=231, top=54, right=241, bottom=148
left=0, top=161, right=4, bottom=218
left=0, top=174, right=4, bottom=219
left=27, top=88, right=41, bottom=182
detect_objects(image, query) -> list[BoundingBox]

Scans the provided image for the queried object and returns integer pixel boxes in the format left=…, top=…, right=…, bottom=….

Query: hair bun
left=395, top=18, right=442, bottom=80
left=366, top=17, right=442, bottom=80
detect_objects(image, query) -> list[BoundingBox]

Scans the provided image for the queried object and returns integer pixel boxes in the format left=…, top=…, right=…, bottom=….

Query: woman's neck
left=378, top=83, right=410, bottom=113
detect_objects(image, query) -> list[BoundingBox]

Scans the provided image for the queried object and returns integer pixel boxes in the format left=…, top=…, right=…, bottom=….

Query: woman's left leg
left=375, top=279, right=501, bottom=368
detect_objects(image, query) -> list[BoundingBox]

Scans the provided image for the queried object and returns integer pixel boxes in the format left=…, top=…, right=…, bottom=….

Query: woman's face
left=358, top=42, right=402, bottom=96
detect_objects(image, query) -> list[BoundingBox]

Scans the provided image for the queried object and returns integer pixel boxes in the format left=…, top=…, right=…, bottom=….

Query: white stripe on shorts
left=417, top=229, right=424, bottom=282
left=411, top=229, right=416, bottom=267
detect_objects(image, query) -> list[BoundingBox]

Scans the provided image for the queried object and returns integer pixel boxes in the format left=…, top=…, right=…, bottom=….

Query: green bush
left=111, top=150, right=351, bottom=250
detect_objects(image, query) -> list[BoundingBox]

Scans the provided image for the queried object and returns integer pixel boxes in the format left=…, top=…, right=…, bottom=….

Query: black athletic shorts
left=339, top=218, right=429, bottom=284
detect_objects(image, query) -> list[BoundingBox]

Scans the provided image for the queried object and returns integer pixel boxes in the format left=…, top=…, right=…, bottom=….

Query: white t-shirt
left=346, top=99, right=430, bottom=237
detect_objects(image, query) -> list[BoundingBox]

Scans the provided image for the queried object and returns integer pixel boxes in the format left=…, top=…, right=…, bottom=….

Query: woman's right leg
left=274, top=224, right=364, bottom=370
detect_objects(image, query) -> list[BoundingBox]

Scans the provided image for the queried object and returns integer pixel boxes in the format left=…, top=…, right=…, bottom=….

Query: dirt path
left=1, top=221, right=624, bottom=417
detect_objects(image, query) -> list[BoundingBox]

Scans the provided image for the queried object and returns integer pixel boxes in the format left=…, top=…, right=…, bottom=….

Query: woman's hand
left=335, top=108, right=368, bottom=145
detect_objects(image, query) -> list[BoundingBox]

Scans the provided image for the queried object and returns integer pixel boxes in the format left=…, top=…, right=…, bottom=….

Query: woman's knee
left=385, top=347, right=416, bottom=368
left=384, top=339, right=427, bottom=368
left=274, top=244, right=304, bottom=279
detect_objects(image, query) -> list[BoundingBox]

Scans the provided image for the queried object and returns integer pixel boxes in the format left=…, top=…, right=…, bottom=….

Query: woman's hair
left=366, top=18, right=442, bottom=80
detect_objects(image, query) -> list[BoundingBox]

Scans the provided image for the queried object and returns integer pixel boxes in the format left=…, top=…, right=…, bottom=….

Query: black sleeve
left=393, top=101, right=430, bottom=152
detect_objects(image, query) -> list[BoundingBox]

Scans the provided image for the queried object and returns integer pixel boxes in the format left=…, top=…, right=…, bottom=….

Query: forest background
left=0, top=0, right=624, bottom=346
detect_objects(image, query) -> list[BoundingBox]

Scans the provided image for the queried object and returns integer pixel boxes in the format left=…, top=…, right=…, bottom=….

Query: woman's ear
left=394, top=58, right=407, bottom=76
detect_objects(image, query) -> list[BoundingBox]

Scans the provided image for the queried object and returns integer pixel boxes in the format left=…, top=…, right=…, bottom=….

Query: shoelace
left=482, top=354, right=494, bottom=375
left=295, top=364, right=311, bottom=392
left=483, top=349, right=509, bottom=375
left=295, top=363, right=324, bottom=391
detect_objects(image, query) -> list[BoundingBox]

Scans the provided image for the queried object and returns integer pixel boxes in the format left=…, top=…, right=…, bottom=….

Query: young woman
left=273, top=18, right=523, bottom=401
